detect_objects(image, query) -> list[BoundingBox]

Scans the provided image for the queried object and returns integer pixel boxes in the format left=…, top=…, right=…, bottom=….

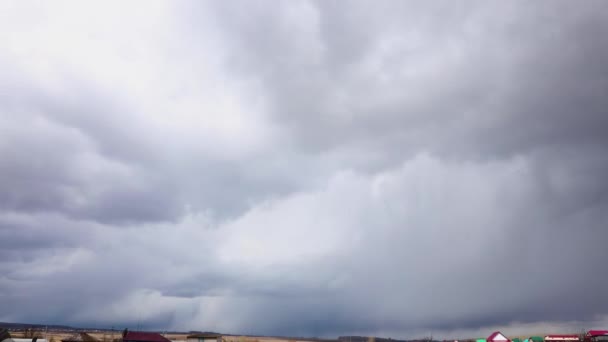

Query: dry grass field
left=8, top=330, right=577, bottom=342
left=6, top=332, right=190, bottom=342
left=220, top=337, right=322, bottom=342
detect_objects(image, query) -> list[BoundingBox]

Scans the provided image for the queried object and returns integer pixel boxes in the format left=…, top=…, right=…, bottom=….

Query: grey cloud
left=1, top=0, right=608, bottom=339
left=0, top=72, right=293, bottom=223
left=209, top=0, right=608, bottom=163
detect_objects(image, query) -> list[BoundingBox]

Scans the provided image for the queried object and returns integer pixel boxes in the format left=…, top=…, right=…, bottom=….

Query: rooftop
left=123, top=332, right=171, bottom=342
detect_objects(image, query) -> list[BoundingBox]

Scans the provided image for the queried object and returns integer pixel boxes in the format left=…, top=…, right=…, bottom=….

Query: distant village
left=1, top=325, right=607, bottom=342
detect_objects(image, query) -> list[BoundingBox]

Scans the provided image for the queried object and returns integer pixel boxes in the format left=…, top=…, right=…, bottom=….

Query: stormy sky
left=1, top=0, right=608, bottom=338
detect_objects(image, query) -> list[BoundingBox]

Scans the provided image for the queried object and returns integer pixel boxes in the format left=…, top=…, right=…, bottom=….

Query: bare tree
left=24, top=329, right=43, bottom=340
left=579, top=329, right=587, bottom=342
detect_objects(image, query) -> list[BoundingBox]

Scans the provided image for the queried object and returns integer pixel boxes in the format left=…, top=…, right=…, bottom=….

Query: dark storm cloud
left=1, top=0, right=608, bottom=339
left=210, top=0, right=608, bottom=162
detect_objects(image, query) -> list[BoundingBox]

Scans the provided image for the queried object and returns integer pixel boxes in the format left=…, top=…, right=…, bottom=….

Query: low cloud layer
left=1, top=0, right=608, bottom=338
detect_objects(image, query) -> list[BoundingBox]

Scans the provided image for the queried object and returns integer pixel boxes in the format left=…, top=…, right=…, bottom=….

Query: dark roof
left=62, top=333, right=100, bottom=342
left=186, top=334, right=222, bottom=339
left=123, top=332, right=171, bottom=342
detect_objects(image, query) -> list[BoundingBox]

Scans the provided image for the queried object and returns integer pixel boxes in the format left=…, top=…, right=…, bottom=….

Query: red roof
left=123, top=332, right=171, bottom=342
left=587, top=331, right=608, bottom=337
left=487, top=332, right=511, bottom=342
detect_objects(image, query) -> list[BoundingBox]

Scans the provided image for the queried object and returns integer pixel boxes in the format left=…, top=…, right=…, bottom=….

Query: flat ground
left=7, top=332, right=189, bottom=342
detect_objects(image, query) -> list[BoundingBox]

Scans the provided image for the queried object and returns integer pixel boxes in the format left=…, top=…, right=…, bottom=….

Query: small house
left=487, top=332, right=511, bottom=342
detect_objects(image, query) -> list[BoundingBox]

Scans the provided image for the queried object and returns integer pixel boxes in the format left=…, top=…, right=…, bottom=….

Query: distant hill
left=0, top=322, right=188, bottom=334
left=0, top=322, right=83, bottom=331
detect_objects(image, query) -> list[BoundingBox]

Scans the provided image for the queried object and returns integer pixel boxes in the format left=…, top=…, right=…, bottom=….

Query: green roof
left=513, top=338, right=522, bottom=342
left=529, top=337, right=544, bottom=342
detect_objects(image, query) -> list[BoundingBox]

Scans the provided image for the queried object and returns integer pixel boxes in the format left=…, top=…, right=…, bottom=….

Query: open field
left=6, top=332, right=353, bottom=342
left=6, top=332, right=190, bottom=342
left=5, top=329, right=590, bottom=342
